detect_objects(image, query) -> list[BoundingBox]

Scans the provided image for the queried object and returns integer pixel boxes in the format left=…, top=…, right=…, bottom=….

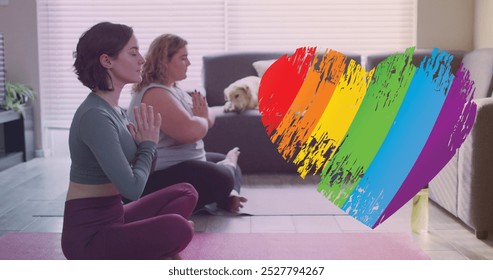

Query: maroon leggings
left=61, top=183, right=198, bottom=260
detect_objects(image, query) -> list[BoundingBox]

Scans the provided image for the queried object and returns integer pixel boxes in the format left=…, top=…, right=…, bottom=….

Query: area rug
left=0, top=232, right=429, bottom=260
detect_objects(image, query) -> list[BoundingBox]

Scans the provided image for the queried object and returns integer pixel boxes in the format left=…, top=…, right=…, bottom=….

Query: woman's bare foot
left=229, top=195, right=248, bottom=213
left=217, top=147, right=245, bottom=212
left=217, top=147, right=240, bottom=168
left=218, top=194, right=248, bottom=213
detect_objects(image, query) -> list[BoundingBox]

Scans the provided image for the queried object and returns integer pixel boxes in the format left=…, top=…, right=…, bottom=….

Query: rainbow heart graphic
left=258, top=47, right=477, bottom=228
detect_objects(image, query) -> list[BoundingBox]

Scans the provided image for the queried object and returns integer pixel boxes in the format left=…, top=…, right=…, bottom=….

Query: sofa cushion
left=252, top=59, right=277, bottom=78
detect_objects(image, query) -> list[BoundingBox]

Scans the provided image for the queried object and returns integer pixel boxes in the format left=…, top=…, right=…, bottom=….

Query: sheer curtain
left=37, top=0, right=416, bottom=131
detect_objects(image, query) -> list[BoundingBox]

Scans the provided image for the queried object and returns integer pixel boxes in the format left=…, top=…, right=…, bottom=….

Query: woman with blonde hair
left=128, top=34, right=246, bottom=212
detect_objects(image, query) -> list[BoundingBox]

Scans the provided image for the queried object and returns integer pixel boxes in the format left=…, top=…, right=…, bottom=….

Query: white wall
left=474, top=0, right=493, bottom=49
left=417, top=0, right=474, bottom=51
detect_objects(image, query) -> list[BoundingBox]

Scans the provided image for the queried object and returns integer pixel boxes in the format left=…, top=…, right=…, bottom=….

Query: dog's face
left=227, top=88, right=253, bottom=112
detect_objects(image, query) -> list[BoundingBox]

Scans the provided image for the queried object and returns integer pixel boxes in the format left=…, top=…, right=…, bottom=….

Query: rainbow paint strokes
left=258, top=47, right=477, bottom=228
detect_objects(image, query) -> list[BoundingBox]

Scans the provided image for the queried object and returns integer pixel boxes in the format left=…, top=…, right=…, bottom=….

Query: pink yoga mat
left=181, top=232, right=429, bottom=260
left=0, top=232, right=65, bottom=260
left=0, top=232, right=428, bottom=260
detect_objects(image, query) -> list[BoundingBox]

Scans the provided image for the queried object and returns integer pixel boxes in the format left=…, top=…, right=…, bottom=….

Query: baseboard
left=0, top=152, right=23, bottom=171
left=35, top=149, right=51, bottom=158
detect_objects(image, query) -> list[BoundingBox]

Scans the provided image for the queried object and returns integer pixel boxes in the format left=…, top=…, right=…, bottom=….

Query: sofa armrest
left=457, top=97, right=493, bottom=232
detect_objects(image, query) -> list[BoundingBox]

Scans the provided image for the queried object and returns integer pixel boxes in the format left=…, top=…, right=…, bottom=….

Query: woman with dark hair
left=62, top=22, right=198, bottom=260
left=127, top=34, right=247, bottom=213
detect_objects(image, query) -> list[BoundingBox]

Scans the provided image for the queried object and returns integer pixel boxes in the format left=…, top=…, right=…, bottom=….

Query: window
left=38, top=0, right=416, bottom=131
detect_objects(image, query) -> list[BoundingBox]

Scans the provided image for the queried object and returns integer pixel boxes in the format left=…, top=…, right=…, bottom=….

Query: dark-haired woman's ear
left=99, top=54, right=112, bottom=69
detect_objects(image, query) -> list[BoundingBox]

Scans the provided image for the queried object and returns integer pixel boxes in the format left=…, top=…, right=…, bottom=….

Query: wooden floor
left=1, top=157, right=493, bottom=260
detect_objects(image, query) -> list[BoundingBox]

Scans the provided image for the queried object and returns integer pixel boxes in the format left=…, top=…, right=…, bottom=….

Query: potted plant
left=1, top=81, right=36, bottom=115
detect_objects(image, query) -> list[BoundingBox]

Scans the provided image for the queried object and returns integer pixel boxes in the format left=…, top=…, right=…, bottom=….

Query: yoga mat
left=0, top=232, right=429, bottom=260
left=196, top=185, right=347, bottom=216
left=240, top=186, right=346, bottom=215
left=181, top=232, right=429, bottom=260
left=0, top=232, right=65, bottom=260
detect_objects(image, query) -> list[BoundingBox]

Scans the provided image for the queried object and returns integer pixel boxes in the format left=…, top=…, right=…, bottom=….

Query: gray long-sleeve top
left=69, top=92, right=156, bottom=201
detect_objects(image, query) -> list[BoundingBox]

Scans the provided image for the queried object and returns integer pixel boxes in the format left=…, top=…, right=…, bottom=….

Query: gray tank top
left=128, top=83, right=206, bottom=170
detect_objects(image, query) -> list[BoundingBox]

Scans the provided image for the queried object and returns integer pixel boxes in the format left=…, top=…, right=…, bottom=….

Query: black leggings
left=135, top=152, right=242, bottom=210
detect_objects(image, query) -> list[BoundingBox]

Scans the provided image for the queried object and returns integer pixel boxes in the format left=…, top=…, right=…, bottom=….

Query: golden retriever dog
left=223, top=76, right=260, bottom=112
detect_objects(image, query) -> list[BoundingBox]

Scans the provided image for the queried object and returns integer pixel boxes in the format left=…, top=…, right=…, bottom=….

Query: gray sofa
left=366, top=49, right=493, bottom=239
left=201, top=51, right=361, bottom=173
